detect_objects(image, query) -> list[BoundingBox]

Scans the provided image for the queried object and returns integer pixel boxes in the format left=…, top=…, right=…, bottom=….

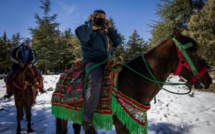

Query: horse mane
left=126, top=34, right=199, bottom=65
left=145, top=38, right=170, bottom=56
left=125, top=38, right=171, bottom=65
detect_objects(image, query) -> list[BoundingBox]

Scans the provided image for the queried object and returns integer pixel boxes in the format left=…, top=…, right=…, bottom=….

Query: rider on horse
left=4, top=38, right=46, bottom=99
left=75, top=9, right=122, bottom=133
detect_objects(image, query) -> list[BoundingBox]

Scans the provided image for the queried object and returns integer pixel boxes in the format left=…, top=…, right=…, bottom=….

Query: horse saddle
left=52, top=57, right=124, bottom=106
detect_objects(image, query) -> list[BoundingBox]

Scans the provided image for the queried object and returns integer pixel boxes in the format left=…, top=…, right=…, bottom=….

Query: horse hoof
left=27, top=128, right=33, bottom=133
left=16, top=127, right=21, bottom=134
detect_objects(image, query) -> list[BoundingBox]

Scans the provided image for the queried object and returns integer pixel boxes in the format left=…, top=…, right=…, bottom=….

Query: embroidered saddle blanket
left=51, top=56, right=150, bottom=134
left=51, top=57, right=123, bottom=121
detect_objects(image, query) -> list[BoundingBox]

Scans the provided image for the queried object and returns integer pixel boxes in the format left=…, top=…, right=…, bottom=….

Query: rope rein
left=82, top=38, right=202, bottom=107
left=123, top=55, right=192, bottom=95
left=82, top=53, right=192, bottom=109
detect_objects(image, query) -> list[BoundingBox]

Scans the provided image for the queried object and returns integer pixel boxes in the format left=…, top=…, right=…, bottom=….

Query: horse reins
left=12, top=68, right=38, bottom=100
left=123, top=38, right=208, bottom=95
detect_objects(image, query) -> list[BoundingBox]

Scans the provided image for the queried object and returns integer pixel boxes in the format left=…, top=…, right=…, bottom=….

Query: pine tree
left=55, top=28, right=81, bottom=71
left=125, top=30, right=147, bottom=62
left=29, top=0, right=59, bottom=73
left=0, top=37, right=8, bottom=72
left=11, top=33, right=21, bottom=46
left=150, top=0, right=207, bottom=46
left=0, top=32, right=12, bottom=73
left=184, top=0, right=215, bottom=66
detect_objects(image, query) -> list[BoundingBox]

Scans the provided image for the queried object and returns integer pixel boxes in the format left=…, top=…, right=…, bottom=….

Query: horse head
left=118, top=28, right=212, bottom=105
left=171, top=29, right=212, bottom=89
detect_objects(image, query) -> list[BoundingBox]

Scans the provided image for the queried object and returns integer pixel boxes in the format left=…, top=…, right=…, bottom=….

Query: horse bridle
left=172, top=38, right=208, bottom=84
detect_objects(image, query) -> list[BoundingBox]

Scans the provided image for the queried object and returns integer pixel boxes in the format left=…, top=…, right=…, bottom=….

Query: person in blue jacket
left=75, top=9, right=122, bottom=133
left=4, top=38, right=45, bottom=99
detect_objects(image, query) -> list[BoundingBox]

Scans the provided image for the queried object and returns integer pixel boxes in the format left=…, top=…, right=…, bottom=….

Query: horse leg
left=113, top=116, right=130, bottom=134
left=25, top=102, right=33, bottom=133
left=56, top=118, right=62, bottom=134
left=15, top=100, right=22, bottom=133
left=61, top=119, right=68, bottom=134
left=16, top=121, right=21, bottom=134
left=73, top=123, right=81, bottom=134
left=55, top=117, right=80, bottom=134
left=56, top=118, right=68, bottom=134
left=15, top=99, right=23, bottom=134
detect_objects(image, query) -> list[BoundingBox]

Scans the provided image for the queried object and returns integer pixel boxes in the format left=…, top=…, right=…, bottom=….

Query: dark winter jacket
left=11, top=45, right=38, bottom=71
left=75, top=19, right=122, bottom=65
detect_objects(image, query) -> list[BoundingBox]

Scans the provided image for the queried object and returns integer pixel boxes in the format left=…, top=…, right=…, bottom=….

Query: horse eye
left=191, top=50, right=197, bottom=55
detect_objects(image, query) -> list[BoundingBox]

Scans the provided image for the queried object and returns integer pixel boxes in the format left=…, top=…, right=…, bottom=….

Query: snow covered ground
left=0, top=75, right=214, bottom=134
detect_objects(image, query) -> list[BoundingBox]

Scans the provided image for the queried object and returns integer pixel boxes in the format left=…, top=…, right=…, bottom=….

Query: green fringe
left=93, top=112, right=113, bottom=130
left=52, top=106, right=83, bottom=124
left=112, top=96, right=148, bottom=134
left=52, top=96, right=148, bottom=134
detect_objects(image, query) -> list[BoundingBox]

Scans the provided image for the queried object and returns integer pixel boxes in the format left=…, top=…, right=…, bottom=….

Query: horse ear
left=172, top=28, right=181, bottom=41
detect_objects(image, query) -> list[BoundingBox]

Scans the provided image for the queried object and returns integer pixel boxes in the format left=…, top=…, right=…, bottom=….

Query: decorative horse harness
left=172, top=38, right=208, bottom=84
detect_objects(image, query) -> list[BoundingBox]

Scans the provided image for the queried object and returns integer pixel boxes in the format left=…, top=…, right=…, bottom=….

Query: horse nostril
left=210, top=78, right=212, bottom=84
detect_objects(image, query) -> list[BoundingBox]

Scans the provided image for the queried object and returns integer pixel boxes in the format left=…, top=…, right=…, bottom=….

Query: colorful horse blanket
left=52, top=57, right=150, bottom=134
left=51, top=57, right=123, bottom=122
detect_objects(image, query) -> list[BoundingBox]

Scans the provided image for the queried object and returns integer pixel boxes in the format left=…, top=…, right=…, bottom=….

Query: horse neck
left=118, top=39, right=178, bottom=105
left=15, top=70, right=25, bottom=86
left=145, top=39, right=178, bottom=79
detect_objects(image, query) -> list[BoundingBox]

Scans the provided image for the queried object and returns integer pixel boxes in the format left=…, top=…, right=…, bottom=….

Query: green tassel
left=93, top=112, right=113, bottom=130
left=112, top=96, right=148, bottom=134
left=52, top=106, right=83, bottom=124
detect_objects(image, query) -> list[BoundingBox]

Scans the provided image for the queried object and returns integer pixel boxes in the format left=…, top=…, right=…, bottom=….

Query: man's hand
left=27, top=64, right=32, bottom=68
left=19, top=62, right=24, bottom=68
left=104, top=19, right=111, bottom=29
left=88, top=14, right=94, bottom=21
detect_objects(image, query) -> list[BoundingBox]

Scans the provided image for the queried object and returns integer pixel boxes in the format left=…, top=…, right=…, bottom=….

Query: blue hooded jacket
left=10, top=45, right=38, bottom=71
left=75, top=19, right=122, bottom=65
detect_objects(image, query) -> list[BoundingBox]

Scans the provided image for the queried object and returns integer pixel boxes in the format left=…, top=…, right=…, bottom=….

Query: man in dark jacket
left=75, top=9, right=122, bottom=134
left=4, top=38, right=45, bottom=99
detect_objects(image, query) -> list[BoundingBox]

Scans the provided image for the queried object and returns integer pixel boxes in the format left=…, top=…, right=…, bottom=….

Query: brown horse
left=56, top=29, right=212, bottom=134
left=11, top=67, right=40, bottom=134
